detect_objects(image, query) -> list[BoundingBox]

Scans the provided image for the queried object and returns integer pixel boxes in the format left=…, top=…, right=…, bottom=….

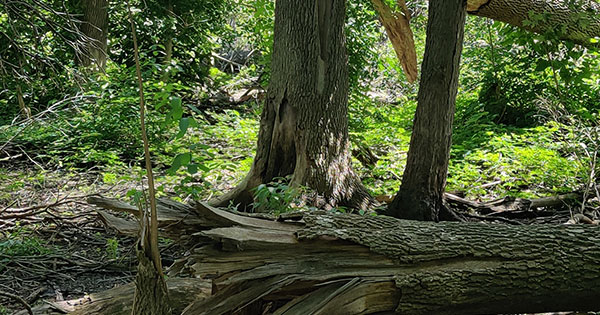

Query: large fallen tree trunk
left=76, top=197, right=600, bottom=315
left=467, top=0, right=600, bottom=47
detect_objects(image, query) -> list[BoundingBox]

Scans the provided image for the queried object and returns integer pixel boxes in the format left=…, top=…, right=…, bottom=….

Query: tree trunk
left=468, top=0, right=600, bottom=47
left=210, top=0, right=372, bottom=211
left=79, top=0, right=108, bottom=68
left=80, top=197, right=600, bottom=315
left=130, top=248, right=171, bottom=315
left=387, top=0, right=466, bottom=221
left=16, top=85, right=31, bottom=119
left=162, top=0, right=174, bottom=82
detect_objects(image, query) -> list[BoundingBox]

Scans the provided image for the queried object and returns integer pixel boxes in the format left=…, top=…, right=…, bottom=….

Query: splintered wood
left=77, top=196, right=600, bottom=315
left=371, top=0, right=418, bottom=83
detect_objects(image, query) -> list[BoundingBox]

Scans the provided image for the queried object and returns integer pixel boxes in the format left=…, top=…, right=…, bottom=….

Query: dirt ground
left=2, top=165, right=598, bottom=314
left=0, top=166, right=182, bottom=315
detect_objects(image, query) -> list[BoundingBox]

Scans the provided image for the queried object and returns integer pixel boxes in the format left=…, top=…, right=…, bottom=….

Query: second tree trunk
left=387, top=0, right=467, bottom=221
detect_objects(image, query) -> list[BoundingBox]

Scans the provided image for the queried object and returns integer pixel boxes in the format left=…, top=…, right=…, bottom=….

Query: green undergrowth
left=352, top=90, right=595, bottom=201
left=1, top=86, right=593, bottom=205
left=1, top=12, right=597, bottom=206
left=448, top=92, right=595, bottom=200
left=0, top=227, right=54, bottom=258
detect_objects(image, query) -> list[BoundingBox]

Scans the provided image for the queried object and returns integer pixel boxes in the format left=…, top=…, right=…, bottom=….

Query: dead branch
left=0, top=290, right=33, bottom=315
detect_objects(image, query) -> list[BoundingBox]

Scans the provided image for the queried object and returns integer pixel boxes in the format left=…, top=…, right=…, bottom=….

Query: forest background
left=0, top=0, right=599, bottom=312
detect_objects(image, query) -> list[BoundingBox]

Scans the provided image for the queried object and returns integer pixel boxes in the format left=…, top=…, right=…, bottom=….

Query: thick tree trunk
left=79, top=0, right=108, bottom=68
left=468, top=0, right=600, bottom=47
left=79, top=197, right=600, bottom=315
left=210, top=0, right=372, bottom=211
left=387, top=0, right=466, bottom=221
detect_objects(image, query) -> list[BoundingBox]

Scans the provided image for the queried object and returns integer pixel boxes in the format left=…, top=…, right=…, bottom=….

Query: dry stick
left=125, top=1, right=160, bottom=272
left=125, top=0, right=163, bottom=281
left=581, top=150, right=596, bottom=213
left=2, top=190, right=109, bottom=214
left=0, top=290, right=33, bottom=315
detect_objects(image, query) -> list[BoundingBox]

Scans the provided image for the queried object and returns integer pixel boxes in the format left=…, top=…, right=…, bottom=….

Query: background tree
left=387, top=0, right=467, bottom=220
left=210, top=0, right=373, bottom=210
left=79, top=0, right=109, bottom=68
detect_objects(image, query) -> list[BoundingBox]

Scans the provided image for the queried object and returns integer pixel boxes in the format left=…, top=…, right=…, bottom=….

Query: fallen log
left=16, top=278, right=210, bottom=315
left=81, top=197, right=600, bottom=314
left=467, top=0, right=600, bottom=48
left=444, top=191, right=586, bottom=218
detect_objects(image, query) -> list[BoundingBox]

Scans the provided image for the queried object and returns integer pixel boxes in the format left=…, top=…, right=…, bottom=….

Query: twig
left=471, top=180, right=503, bottom=190
left=0, top=290, right=33, bottom=315
left=0, top=200, right=18, bottom=214
left=0, top=153, right=23, bottom=162
left=18, top=146, right=45, bottom=171
left=211, top=52, right=244, bottom=68
left=3, top=190, right=113, bottom=214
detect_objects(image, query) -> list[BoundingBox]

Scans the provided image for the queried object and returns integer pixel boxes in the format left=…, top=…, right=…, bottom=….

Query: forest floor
left=0, top=166, right=184, bottom=315
left=0, top=163, right=598, bottom=314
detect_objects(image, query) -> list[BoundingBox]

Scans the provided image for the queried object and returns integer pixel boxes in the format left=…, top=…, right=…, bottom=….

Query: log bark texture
left=468, top=0, right=600, bottom=47
left=209, top=0, right=373, bottom=211
left=81, top=197, right=600, bottom=315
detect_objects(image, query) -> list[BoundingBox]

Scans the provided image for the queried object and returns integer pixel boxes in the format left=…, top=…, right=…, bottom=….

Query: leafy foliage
left=0, top=228, right=53, bottom=257
left=0, top=0, right=598, bottom=206
left=252, top=177, right=299, bottom=214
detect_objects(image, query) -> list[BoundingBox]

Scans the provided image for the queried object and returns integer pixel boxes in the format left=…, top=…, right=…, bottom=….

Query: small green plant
left=0, top=305, right=8, bottom=315
left=0, top=229, right=52, bottom=257
left=106, top=237, right=119, bottom=260
left=102, top=172, right=118, bottom=185
left=252, top=177, right=298, bottom=214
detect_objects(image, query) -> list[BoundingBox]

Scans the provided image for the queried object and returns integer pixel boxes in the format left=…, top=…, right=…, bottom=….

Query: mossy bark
left=468, top=0, right=600, bottom=47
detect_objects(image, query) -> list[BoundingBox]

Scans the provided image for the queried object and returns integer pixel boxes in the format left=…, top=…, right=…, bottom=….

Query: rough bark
left=80, top=197, right=600, bottom=315
left=468, top=0, right=600, bottom=47
left=79, top=0, right=108, bottom=68
left=210, top=0, right=373, bottom=211
left=387, top=0, right=466, bottom=221
left=130, top=248, right=172, bottom=315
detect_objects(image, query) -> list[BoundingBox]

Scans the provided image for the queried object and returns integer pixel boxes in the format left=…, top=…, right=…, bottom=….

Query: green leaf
left=175, top=117, right=197, bottom=139
left=534, top=60, right=550, bottom=72
left=198, top=163, right=210, bottom=172
left=187, top=164, right=198, bottom=174
left=170, top=96, right=182, bottom=109
left=166, top=97, right=183, bottom=123
left=168, top=153, right=192, bottom=174
left=167, top=107, right=183, bottom=124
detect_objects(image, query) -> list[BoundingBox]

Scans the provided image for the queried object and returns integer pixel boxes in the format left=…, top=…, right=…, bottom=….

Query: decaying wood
left=83, top=196, right=600, bottom=314
left=30, top=278, right=209, bottom=315
left=88, top=196, right=219, bottom=238
left=445, top=191, right=586, bottom=218
left=371, top=0, right=418, bottom=83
